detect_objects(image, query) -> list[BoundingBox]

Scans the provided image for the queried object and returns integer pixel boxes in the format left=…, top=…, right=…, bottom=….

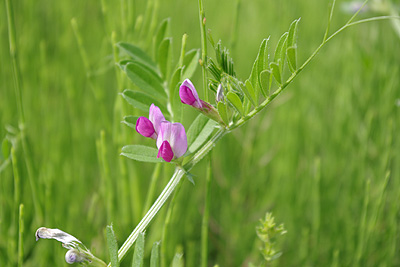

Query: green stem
left=230, top=0, right=241, bottom=54
left=230, top=15, right=400, bottom=130
left=18, top=204, right=24, bottom=267
left=160, top=176, right=184, bottom=267
left=113, top=168, right=185, bottom=264
left=143, top=163, right=162, bottom=216
left=5, top=0, right=43, bottom=223
left=201, top=154, right=212, bottom=267
left=198, top=0, right=208, bottom=102
left=97, top=131, right=114, bottom=222
left=111, top=128, right=226, bottom=265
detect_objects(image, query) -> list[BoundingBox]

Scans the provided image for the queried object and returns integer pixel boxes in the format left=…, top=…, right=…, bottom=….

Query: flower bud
left=65, top=249, right=86, bottom=264
left=216, top=84, right=224, bottom=102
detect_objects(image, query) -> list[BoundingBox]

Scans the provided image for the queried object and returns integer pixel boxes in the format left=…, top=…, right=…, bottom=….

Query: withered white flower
left=36, top=227, right=107, bottom=266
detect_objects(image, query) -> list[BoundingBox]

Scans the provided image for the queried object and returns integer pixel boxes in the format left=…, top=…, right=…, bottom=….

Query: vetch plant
left=28, top=0, right=399, bottom=266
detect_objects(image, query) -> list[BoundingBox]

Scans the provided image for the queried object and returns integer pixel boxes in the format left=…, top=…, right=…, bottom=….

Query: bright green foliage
left=121, top=145, right=164, bottom=163
left=182, top=49, right=200, bottom=79
left=1, top=138, right=11, bottom=160
left=217, top=101, right=229, bottom=125
left=157, top=38, right=172, bottom=79
left=122, top=89, right=167, bottom=114
left=249, top=38, right=269, bottom=103
left=226, top=92, right=244, bottom=116
left=171, top=253, right=184, bottom=267
left=118, top=43, right=158, bottom=71
left=186, top=115, right=218, bottom=154
left=132, top=232, right=145, bottom=267
left=106, top=225, right=120, bottom=267
left=154, top=19, right=170, bottom=59
left=150, top=241, right=160, bottom=267
left=1, top=0, right=399, bottom=267
left=256, top=213, right=287, bottom=262
left=122, top=62, right=166, bottom=100
left=122, top=116, right=140, bottom=129
left=286, top=18, right=301, bottom=72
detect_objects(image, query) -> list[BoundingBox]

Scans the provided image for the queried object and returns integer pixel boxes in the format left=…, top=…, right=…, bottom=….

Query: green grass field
left=1, top=0, right=399, bottom=266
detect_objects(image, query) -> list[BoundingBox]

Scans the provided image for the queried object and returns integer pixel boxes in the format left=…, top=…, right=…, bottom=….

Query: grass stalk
left=11, top=147, right=20, bottom=219
left=354, top=179, right=370, bottom=266
left=160, top=176, right=184, bottom=267
left=97, top=130, right=114, bottom=222
left=143, top=163, right=163, bottom=216
left=198, top=0, right=209, bottom=102
left=230, top=0, right=241, bottom=54
left=201, top=154, right=212, bottom=267
left=18, top=204, right=24, bottom=267
left=113, top=168, right=185, bottom=265
left=5, top=0, right=43, bottom=223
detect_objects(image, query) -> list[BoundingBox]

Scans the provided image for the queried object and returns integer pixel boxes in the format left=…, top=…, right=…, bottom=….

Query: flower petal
left=179, top=79, right=202, bottom=108
left=149, top=104, right=166, bottom=134
left=136, top=117, right=156, bottom=139
left=157, top=140, right=174, bottom=162
left=169, top=123, right=187, bottom=158
left=157, top=121, right=171, bottom=149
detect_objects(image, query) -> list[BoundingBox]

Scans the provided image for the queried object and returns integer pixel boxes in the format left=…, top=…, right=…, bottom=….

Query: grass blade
left=106, top=225, right=120, bottom=267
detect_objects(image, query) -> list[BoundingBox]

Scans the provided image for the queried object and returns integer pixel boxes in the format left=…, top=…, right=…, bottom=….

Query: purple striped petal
left=149, top=104, right=165, bottom=134
left=157, top=141, right=174, bottom=162
left=136, top=117, right=156, bottom=139
left=179, top=79, right=202, bottom=108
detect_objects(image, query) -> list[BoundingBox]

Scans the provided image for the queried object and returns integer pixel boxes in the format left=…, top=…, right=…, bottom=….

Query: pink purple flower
left=156, top=121, right=187, bottom=162
left=179, top=79, right=225, bottom=125
left=179, top=79, right=203, bottom=108
left=135, top=104, right=187, bottom=162
left=136, top=104, right=165, bottom=139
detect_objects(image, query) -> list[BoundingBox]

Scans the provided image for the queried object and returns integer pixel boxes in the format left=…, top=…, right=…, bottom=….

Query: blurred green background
left=1, top=0, right=399, bottom=266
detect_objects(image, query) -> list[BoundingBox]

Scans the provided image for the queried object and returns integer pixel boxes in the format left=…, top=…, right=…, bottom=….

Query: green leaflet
left=122, top=90, right=168, bottom=115
left=132, top=232, right=145, bottom=267
left=106, top=225, right=119, bottom=267
left=243, top=79, right=257, bottom=106
left=249, top=38, right=269, bottom=103
left=122, top=116, right=139, bottom=129
left=150, top=241, right=160, bottom=267
left=286, top=18, right=301, bottom=72
left=187, top=114, right=218, bottom=154
left=121, top=145, right=164, bottom=163
left=270, top=62, right=282, bottom=85
left=157, top=38, right=172, bottom=79
left=287, top=18, right=301, bottom=48
left=260, top=69, right=272, bottom=97
left=170, top=68, right=183, bottom=122
left=171, top=253, right=184, bottom=267
left=217, top=101, right=229, bottom=125
left=154, top=18, right=170, bottom=59
left=274, top=32, right=288, bottom=65
left=117, top=42, right=157, bottom=71
left=124, top=62, right=166, bottom=99
left=287, top=46, right=297, bottom=73
left=227, top=92, right=244, bottom=116
left=182, top=49, right=200, bottom=79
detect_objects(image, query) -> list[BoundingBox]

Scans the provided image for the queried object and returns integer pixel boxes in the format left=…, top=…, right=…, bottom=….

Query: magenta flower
left=156, top=121, right=188, bottom=162
left=136, top=104, right=165, bottom=139
left=135, top=103, right=187, bottom=162
left=179, top=79, right=225, bottom=125
left=179, top=79, right=203, bottom=108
